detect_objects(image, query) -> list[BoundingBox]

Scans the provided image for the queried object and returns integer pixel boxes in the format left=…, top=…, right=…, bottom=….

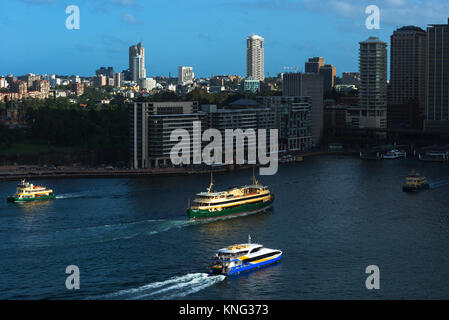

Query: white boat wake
left=90, top=273, right=225, bottom=300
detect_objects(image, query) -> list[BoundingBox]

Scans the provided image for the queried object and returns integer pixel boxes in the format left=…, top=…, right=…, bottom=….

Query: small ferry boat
left=383, top=149, right=407, bottom=159
left=7, top=179, right=55, bottom=203
left=209, top=236, right=282, bottom=276
left=187, top=171, right=274, bottom=220
left=402, top=172, right=429, bottom=192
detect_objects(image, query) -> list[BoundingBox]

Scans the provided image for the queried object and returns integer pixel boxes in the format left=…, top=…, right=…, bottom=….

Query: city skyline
left=2, top=0, right=449, bottom=78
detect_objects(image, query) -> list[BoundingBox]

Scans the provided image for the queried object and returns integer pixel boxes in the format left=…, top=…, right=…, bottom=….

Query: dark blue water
left=1, top=155, right=449, bottom=299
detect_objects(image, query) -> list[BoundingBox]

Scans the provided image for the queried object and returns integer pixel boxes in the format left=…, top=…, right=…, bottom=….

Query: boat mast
left=252, top=167, right=259, bottom=186
left=248, top=234, right=252, bottom=244
left=207, top=172, right=214, bottom=194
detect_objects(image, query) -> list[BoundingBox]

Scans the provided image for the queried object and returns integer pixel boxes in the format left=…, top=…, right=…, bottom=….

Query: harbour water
left=1, top=155, right=449, bottom=299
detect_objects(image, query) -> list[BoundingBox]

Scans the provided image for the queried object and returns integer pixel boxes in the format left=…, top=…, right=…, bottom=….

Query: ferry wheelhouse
left=187, top=172, right=274, bottom=220
left=209, top=236, right=282, bottom=276
left=402, top=172, right=429, bottom=192
left=7, top=180, right=55, bottom=203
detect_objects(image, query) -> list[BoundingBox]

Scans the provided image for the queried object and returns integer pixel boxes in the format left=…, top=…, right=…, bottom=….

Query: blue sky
left=0, top=0, right=447, bottom=78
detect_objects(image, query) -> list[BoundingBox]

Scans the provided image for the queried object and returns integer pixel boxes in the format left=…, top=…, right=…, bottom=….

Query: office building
left=305, top=57, right=325, bottom=73
left=425, top=18, right=449, bottom=132
left=246, top=35, right=264, bottom=81
left=262, top=96, right=312, bottom=152
left=130, top=101, right=201, bottom=169
left=389, top=26, right=426, bottom=129
left=320, top=64, right=336, bottom=91
left=282, top=73, right=324, bottom=145
left=342, top=72, right=360, bottom=86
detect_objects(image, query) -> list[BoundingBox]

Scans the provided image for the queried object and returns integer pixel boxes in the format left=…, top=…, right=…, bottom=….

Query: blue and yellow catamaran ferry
left=187, top=172, right=274, bottom=220
left=209, top=236, right=282, bottom=276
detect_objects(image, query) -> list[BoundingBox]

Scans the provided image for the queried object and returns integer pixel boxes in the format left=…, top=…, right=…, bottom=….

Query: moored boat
left=187, top=171, right=274, bottom=220
left=383, top=149, right=407, bottom=159
left=7, top=179, right=56, bottom=203
left=402, top=172, right=429, bottom=192
left=209, top=236, right=282, bottom=276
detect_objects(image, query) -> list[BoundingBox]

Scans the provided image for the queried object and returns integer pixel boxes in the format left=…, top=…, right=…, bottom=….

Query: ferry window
left=250, top=247, right=262, bottom=254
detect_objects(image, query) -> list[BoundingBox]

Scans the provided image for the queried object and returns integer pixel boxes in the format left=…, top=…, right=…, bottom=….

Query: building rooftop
left=229, top=98, right=259, bottom=107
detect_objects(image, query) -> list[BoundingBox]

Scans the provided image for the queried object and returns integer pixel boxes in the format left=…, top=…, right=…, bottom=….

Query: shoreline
left=0, top=151, right=358, bottom=182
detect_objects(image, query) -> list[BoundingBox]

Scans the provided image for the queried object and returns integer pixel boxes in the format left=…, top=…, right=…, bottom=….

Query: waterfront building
left=261, top=96, right=312, bottom=153
left=178, top=66, right=195, bottom=85
left=425, top=18, right=449, bottom=132
left=282, top=72, right=324, bottom=146
left=247, top=35, right=264, bottom=81
left=206, top=101, right=276, bottom=163
left=358, top=37, right=388, bottom=129
left=388, top=26, right=426, bottom=129
left=130, top=101, right=201, bottom=169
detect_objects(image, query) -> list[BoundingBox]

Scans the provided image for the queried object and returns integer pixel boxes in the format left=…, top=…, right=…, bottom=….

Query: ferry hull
left=402, top=184, right=429, bottom=192
left=7, top=195, right=56, bottom=203
left=210, top=253, right=282, bottom=276
left=188, top=197, right=274, bottom=220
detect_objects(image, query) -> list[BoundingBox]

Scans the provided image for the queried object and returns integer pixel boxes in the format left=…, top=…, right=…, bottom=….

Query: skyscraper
left=305, top=57, right=336, bottom=91
left=246, top=35, right=264, bottom=81
left=425, top=18, right=449, bottom=132
left=358, top=37, right=388, bottom=129
left=132, top=55, right=145, bottom=82
left=129, top=42, right=146, bottom=82
left=389, top=26, right=426, bottom=129
left=305, top=57, right=325, bottom=73
left=319, top=64, right=336, bottom=91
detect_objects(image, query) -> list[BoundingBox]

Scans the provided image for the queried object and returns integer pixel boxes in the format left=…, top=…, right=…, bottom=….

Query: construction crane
left=282, top=66, right=298, bottom=72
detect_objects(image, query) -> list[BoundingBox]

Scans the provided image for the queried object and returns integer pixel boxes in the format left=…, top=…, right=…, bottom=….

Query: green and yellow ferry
left=7, top=179, right=56, bottom=203
left=187, top=172, right=274, bottom=220
left=402, top=171, right=429, bottom=192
